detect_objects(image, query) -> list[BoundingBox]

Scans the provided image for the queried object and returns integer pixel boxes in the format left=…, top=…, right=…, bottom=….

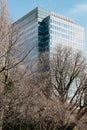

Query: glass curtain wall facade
left=49, top=13, right=84, bottom=53
left=37, top=7, right=84, bottom=56
left=13, top=8, right=39, bottom=70
left=13, top=7, right=85, bottom=70
left=38, top=8, right=50, bottom=53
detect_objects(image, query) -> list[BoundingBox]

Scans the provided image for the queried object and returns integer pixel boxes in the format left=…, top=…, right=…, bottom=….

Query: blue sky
left=8, top=0, right=87, bottom=56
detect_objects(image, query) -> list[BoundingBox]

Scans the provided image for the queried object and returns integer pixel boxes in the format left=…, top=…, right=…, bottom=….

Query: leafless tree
left=0, top=1, right=34, bottom=130
left=0, top=1, right=87, bottom=130
left=48, top=46, right=87, bottom=130
left=33, top=46, right=87, bottom=130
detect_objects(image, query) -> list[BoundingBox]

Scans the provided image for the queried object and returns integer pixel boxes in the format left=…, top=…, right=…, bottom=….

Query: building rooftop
left=14, top=7, right=75, bottom=25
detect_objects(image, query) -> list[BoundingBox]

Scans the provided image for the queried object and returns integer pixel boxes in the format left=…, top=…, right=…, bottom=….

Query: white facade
left=49, top=12, right=84, bottom=53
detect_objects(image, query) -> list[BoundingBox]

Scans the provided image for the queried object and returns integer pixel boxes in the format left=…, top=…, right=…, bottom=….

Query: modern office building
left=13, top=7, right=85, bottom=70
